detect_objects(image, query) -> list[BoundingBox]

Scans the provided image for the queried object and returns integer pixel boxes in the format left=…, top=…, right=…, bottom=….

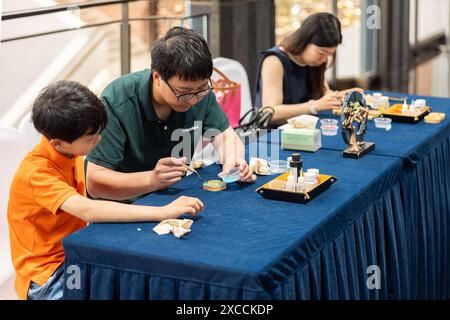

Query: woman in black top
left=255, top=12, right=363, bottom=126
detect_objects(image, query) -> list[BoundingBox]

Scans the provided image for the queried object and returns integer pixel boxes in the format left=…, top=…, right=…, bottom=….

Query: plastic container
left=303, top=172, right=317, bottom=184
left=320, top=119, right=338, bottom=127
left=321, top=125, right=339, bottom=136
left=303, top=180, right=318, bottom=190
left=378, top=96, right=390, bottom=112
left=286, top=174, right=296, bottom=191
left=218, top=167, right=241, bottom=183
left=268, top=180, right=286, bottom=190
left=306, top=168, right=320, bottom=183
left=269, top=160, right=289, bottom=174
left=374, top=117, right=392, bottom=131
left=413, top=99, right=426, bottom=111
left=296, top=177, right=305, bottom=192
left=320, top=119, right=339, bottom=136
left=371, top=92, right=382, bottom=109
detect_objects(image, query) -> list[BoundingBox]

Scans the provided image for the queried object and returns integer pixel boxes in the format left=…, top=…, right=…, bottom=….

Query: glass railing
left=0, top=0, right=210, bottom=126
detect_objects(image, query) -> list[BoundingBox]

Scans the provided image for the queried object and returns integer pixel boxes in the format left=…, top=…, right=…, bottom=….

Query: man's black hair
left=31, top=80, right=107, bottom=143
left=151, top=26, right=213, bottom=81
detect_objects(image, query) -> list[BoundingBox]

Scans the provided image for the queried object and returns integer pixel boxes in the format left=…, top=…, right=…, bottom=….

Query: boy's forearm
left=61, top=194, right=164, bottom=223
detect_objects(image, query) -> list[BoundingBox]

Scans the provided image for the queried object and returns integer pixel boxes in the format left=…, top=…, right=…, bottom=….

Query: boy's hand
left=149, top=157, right=188, bottom=191
left=162, top=196, right=204, bottom=219
left=221, top=159, right=256, bottom=183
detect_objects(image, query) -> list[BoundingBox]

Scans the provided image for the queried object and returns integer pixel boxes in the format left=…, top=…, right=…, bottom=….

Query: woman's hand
left=313, top=91, right=342, bottom=112
left=337, top=87, right=365, bottom=100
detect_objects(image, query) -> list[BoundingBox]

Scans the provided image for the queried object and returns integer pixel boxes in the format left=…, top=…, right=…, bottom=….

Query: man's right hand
left=149, top=157, right=188, bottom=191
left=162, top=196, right=205, bottom=219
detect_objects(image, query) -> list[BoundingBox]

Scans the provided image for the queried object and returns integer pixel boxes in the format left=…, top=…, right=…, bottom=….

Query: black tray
left=381, top=104, right=432, bottom=123
left=256, top=172, right=337, bottom=204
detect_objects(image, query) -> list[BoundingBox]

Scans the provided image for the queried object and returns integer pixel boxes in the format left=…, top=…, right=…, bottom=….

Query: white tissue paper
left=286, top=115, right=319, bottom=130
left=249, top=157, right=271, bottom=175
left=153, top=219, right=194, bottom=238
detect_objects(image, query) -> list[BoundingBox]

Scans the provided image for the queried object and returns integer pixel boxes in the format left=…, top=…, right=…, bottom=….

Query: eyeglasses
left=164, top=79, right=214, bottom=102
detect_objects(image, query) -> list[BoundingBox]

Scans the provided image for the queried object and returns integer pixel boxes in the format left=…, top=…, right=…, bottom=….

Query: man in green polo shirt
left=86, top=26, right=255, bottom=203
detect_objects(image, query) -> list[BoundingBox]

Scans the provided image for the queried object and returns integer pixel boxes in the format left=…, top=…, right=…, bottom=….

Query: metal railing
left=1, top=0, right=210, bottom=75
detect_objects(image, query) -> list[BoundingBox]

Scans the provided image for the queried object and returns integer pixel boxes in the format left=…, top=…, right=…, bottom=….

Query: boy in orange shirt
left=7, top=80, right=204, bottom=300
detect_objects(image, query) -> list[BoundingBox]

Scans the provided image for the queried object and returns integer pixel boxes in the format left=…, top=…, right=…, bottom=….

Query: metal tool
left=183, top=164, right=207, bottom=182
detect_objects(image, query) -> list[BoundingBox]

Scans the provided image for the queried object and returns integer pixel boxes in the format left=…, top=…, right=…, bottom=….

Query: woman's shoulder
left=261, top=46, right=291, bottom=71
left=261, top=46, right=288, bottom=60
left=261, top=54, right=283, bottom=71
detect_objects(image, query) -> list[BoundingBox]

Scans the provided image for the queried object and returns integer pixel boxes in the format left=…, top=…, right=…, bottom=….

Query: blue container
left=218, top=167, right=241, bottom=183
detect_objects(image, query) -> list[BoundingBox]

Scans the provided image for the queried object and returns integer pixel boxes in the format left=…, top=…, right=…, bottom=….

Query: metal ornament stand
left=341, top=91, right=375, bottom=159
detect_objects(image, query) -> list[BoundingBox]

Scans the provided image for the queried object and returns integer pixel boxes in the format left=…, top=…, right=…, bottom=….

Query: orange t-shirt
left=7, top=137, right=87, bottom=299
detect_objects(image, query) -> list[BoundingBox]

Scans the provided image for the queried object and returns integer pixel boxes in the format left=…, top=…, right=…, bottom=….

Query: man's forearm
left=213, top=127, right=245, bottom=165
left=87, top=165, right=157, bottom=201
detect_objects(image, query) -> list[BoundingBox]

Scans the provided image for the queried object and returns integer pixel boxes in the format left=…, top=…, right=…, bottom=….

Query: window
left=409, top=0, right=450, bottom=96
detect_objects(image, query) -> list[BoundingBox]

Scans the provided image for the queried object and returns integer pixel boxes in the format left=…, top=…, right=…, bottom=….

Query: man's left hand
left=221, top=159, right=256, bottom=183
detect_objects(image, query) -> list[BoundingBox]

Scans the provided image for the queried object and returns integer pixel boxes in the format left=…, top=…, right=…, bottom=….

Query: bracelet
left=307, top=100, right=318, bottom=115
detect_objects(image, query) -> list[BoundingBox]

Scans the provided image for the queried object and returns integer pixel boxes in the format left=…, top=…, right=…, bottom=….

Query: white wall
left=410, top=0, right=450, bottom=43
left=337, top=23, right=362, bottom=79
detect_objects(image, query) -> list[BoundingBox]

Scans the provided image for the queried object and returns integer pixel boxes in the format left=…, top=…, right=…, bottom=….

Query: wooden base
left=343, top=142, right=375, bottom=159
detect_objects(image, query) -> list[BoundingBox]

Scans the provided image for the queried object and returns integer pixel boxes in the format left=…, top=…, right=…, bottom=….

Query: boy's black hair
left=151, top=26, right=213, bottom=81
left=31, top=80, right=107, bottom=143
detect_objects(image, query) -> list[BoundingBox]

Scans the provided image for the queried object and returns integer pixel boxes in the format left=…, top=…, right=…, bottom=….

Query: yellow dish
left=424, top=112, right=446, bottom=124
left=203, top=180, right=226, bottom=192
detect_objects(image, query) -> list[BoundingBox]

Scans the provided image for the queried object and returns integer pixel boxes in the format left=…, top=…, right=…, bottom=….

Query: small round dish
left=203, top=180, right=226, bottom=192
left=374, top=117, right=392, bottom=131
left=218, top=167, right=241, bottom=183
left=269, top=160, right=289, bottom=174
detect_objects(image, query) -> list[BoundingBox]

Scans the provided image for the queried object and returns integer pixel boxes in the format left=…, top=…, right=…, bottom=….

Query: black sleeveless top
left=254, top=46, right=311, bottom=109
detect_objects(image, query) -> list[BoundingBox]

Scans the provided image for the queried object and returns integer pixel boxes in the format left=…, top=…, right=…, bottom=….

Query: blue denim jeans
left=27, top=264, right=64, bottom=300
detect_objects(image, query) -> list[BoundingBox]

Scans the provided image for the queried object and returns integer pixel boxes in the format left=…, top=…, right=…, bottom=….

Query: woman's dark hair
left=32, top=80, right=107, bottom=143
left=151, top=26, right=213, bottom=81
left=280, top=13, right=342, bottom=99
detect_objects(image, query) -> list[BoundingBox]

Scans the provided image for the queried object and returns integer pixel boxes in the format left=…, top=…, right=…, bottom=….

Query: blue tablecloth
left=319, top=93, right=450, bottom=166
left=63, top=92, right=450, bottom=300
left=63, top=148, right=406, bottom=299
left=262, top=92, right=450, bottom=164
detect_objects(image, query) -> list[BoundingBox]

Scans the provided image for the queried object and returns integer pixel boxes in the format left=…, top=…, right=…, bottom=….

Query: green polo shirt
left=87, top=68, right=229, bottom=178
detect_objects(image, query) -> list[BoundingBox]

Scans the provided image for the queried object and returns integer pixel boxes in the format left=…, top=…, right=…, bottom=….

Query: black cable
left=237, top=106, right=274, bottom=132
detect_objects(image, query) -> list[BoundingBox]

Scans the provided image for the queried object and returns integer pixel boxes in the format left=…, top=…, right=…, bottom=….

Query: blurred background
left=1, top=0, right=449, bottom=127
